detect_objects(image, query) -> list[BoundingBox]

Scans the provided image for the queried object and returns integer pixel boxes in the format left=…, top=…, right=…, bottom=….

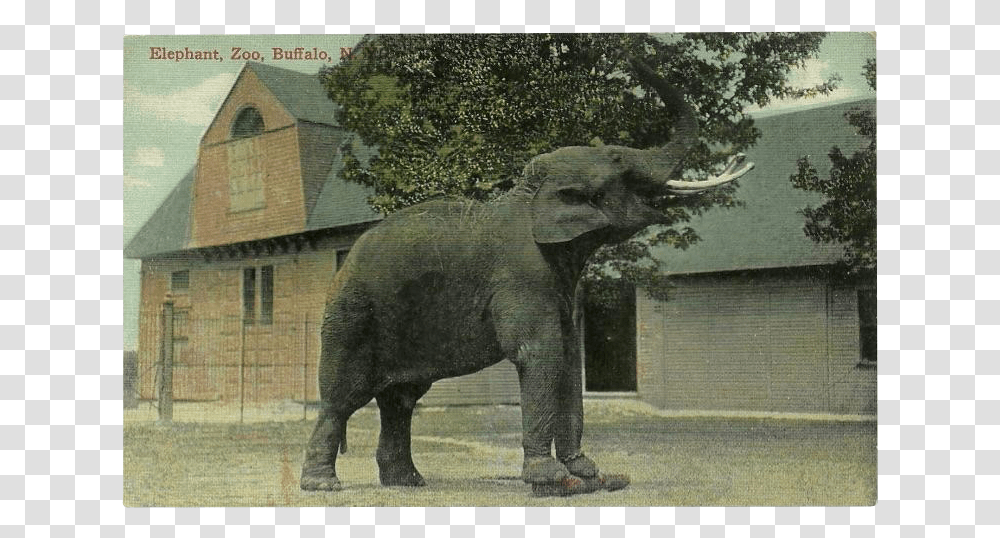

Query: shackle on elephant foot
left=524, top=454, right=630, bottom=496
left=560, top=452, right=599, bottom=478
left=531, top=473, right=632, bottom=497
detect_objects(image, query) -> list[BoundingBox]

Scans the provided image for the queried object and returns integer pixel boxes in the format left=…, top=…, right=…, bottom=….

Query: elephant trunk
left=624, top=56, right=754, bottom=195
left=624, top=56, right=700, bottom=185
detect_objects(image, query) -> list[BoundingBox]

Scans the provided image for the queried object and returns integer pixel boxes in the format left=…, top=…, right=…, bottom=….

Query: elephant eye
left=624, top=171, right=664, bottom=199
left=558, top=188, right=594, bottom=205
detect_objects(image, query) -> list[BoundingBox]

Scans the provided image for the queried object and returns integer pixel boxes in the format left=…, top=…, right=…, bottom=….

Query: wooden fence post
left=239, top=318, right=246, bottom=424
left=302, top=313, right=309, bottom=420
left=159, top=301, right=174, bottom=423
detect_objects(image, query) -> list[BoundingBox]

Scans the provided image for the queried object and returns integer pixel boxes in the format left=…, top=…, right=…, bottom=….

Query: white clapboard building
left=426, top=99, right=877, bottom=416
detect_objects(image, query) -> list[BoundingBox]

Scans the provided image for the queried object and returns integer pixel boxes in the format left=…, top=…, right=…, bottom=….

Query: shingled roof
left=244, top=62, right=340, bottom=126
left=124, top=169, right=194, bottom=259
left=124, top=162, right=382, bottom=259
left=654, top=98, right=875, bottom=275
left=306, top=143, right=381, bottom=231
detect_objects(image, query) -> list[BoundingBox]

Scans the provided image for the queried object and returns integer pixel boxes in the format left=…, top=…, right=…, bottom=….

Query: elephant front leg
left=554, top=338, right=599, bottom=479
left=515, top=354, right=573, bottom=485
left=517, top=357, right=620, bottom=497
left=547, top=324, right=629, bottom=495
left=498, top=302, right=601, bottom=494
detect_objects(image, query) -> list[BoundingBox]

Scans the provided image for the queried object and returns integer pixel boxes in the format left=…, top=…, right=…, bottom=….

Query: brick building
left=125, top=62, right=382, bottom=403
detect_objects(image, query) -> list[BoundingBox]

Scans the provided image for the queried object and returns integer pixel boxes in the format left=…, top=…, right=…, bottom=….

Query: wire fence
left=131, top=303, right=321, bottom=422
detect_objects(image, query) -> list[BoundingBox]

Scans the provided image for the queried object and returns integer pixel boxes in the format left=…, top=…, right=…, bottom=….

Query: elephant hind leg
left=300, top=388, right=375, bottom=491
left=376, top=382, right=431, bottom=487
left=301, top=403, right=347, bottom=491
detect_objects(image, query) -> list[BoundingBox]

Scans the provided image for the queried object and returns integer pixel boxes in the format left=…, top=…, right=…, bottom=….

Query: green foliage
left=790, top=60, right=876, bottom=278
left=321, top=33, right=834, bottom=301
left=863, top=58, right=876, bottom=92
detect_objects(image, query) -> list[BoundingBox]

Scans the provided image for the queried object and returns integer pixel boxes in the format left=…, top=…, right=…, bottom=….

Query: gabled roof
left=244, top=62, right=340, bottom=126
left=124, top=168, right=194, bottom=259
left=125, top=62, right=382, bottom=260
left=655, top=98, right=875, bottom=275
left=307, top=143, right=381, bottom=231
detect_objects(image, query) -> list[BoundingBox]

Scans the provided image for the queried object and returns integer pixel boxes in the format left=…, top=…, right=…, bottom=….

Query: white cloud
left=124, top=173, right=150, bottom=188
left=747, top=58, right=863, bottom=118
left=125, top=72, right=237, bottom=126
left=787, top=58, right=832, bottom=88
left=132, top=147, right=165, bottom=168
left=748, top=88, right=860, bottom=118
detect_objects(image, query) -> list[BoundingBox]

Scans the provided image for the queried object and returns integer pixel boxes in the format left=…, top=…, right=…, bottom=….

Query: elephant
left=299, top=58, right=754, bottom=495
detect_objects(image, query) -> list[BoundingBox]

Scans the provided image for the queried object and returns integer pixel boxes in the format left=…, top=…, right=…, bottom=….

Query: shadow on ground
left=124, top=401, right=876, bottom=506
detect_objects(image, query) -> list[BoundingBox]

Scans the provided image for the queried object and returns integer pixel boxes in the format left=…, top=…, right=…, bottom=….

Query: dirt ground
left=124, top=399, right=876, bottom=507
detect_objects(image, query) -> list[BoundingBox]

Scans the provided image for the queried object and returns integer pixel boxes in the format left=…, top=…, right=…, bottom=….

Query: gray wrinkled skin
left=299, top=61, right=747, bottom=494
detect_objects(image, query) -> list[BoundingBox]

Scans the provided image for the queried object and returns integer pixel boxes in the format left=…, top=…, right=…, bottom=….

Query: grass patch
left=125, top=403, right=875, bottom=506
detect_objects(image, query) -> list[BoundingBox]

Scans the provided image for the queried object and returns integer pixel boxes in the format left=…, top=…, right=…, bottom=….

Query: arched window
left=231, top=107, right=264, bottom=139
left=228, top=107, right=265, bottom=211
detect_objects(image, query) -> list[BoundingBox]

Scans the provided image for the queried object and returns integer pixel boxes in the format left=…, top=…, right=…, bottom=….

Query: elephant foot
left=531, top=474, right=631, bottom=497
left=379, top=467, right=426, bottom=487
left=300, top=473, right=342, bottom=492
left=522, top=456, right=571, bottom=484
left=301, top=459, right=342, bottom=491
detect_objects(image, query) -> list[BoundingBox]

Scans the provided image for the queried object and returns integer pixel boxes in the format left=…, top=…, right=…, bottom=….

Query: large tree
left=790, top=59, right=876, bottom=279
left=320, top=33, right=835, bottom=301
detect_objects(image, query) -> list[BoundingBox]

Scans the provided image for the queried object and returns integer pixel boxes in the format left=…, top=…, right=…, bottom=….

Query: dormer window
left=228, top=107, right=265, bottom=212
left=231, top=107, right=264, bottom=139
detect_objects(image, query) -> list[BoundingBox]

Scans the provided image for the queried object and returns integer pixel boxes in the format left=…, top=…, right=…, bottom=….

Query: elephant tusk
left=664, top=153, right=755, bottom=194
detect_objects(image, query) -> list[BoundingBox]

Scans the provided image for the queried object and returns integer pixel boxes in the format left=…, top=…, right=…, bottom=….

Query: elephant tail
left=338, top=419, right=348, bottom=454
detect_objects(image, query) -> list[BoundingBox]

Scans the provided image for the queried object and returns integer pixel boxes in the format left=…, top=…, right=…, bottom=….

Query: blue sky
left=123, top=33, right=875, bottom=348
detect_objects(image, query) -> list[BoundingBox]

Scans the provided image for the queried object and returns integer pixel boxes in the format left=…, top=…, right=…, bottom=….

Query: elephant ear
left=528, top=152, right=611, bottom=244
